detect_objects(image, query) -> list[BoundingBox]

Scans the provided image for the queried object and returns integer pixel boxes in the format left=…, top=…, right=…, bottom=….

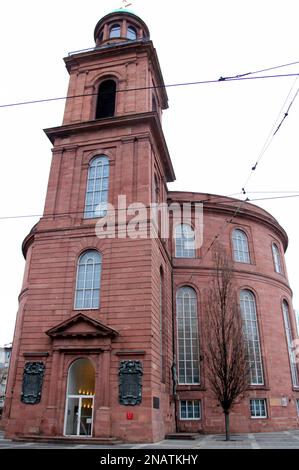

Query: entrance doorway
left=64, top=358, right=95, bottom=436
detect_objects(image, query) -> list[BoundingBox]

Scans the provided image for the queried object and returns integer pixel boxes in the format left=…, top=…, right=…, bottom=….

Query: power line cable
left=199, top=76, right=299, bottom=259
left=246, top=193, right=299, bottom=202
left=242, top=77, right=299, bottom=192
left=1, top=60, right=299, bottom=262
left=1, top=190, right=299, bottom=221
left=2, top=72, right=299, bottom=109
left=0, top=193, right=244, bottom=221
left=273, top=87, right=299, bottom=135
left=218, top=59, right=299, bottom=80
left=245, top=190, right=299, bottom=194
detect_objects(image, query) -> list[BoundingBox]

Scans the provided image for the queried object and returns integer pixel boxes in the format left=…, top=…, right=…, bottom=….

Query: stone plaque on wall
left=119, top=360, right=143, bottom=406
left=21, top=362, right=45, bottom=404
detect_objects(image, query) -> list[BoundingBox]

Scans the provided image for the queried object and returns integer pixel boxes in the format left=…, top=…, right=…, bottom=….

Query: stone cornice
left=168, top=192, right=288, bottom=250
left=172, top=263, right=293, bottom=295
left=44, top=112, right=175, bottom=182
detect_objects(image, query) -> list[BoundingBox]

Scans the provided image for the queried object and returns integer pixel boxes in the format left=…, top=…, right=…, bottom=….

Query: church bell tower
left=4, top=10, right=176, bottom=442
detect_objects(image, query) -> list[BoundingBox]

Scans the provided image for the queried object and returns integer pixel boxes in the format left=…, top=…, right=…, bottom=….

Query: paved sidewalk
left=1, top=429, right=299, bottom=449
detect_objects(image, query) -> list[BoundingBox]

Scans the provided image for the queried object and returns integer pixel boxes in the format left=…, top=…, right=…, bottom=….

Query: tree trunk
left=224, top=411, right=230, bottom=441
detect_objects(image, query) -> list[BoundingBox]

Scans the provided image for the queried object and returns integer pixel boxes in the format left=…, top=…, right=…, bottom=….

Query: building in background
left=3, top=10, right=299, bottom=442
left=0, top=344, right=12, bottom=416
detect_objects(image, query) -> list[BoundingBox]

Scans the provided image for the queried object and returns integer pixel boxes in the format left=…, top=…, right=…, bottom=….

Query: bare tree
left=203, top=244, right=250, bottom=441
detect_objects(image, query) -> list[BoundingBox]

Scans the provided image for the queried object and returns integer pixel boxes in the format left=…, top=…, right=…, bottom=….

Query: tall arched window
left=84, top=156, right=109, bottom=219
left=240, top=290, right=264, bottom=385
left=160, top=267, right=165, bottom=382
left=282, top=300, right=299, bottom=387
left=74, top=251, right=102, bottom=309
left=175, top=224, right=196, bottom=258
left=272, top=243, right=282, bottom=274
left=232, top=229, right=250, bottom=263
left=127, top=26, right=137, bottom=40
left=176, top=287, right=200, bottom=384
left=109, top=24, right=121, bottom=38
left=96, top=80, right=116, bottom=119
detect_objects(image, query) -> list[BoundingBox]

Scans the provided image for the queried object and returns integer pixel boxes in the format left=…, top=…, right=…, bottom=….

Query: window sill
left=73, top=307, right=100, bottom=311
left=177, top=385, right=206, bottom=391
left=179, top=418, right=201, bottom=421
left=250, top=416, right=268, bottom=419
left=247, top=385, right=270, bottom=391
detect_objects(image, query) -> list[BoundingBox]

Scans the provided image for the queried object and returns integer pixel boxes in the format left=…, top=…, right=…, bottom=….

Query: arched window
left=272, top=243, right=282, bottom=273
left=74, top=251, right=102, bottom=309
left=282, top=300, right=299, bottom=387
left=176, top=287, right=200, bottom=384
left=175, top=224, right=196, bottom=258
left=127, top=26, right=137, bottom=40
left=84, top=156, right=109, bottom=219
left=240, top=290, right=264, bottom=385
left=96, top=80, right=116, bottom=119
left=109, top=24, right=121, bottom=38
left=232, top=229, right=250, bottom=263
left=64, top=359, right=95, bottom=436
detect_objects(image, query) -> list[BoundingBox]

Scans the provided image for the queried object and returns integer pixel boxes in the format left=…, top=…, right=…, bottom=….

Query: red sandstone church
left=3, top=10, right=299, bottom=442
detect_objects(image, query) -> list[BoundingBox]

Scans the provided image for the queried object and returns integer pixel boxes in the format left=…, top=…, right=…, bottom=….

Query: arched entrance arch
left=64, top=358, right=95, bottom=436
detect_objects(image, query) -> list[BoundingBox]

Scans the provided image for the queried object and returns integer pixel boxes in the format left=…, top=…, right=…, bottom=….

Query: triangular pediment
left=45, top=313, right=119, bottom=338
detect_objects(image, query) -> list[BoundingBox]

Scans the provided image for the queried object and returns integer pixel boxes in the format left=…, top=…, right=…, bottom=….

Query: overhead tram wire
left=244, top=190, right=299, bottom=194
left=2, top=60, right=299, bottom=255
left=200, top=75, right=299, bottom=260
left=218, top=59, right=299, bottom=80
left=0, top=191, right=299, bottom=221
left=0, top=192, right=245, bottom=221
left=242, top=76, right=299, bottom=191
left=242, top=193, right=299, bottom=203
left=2, top=71, right=299, bottom=109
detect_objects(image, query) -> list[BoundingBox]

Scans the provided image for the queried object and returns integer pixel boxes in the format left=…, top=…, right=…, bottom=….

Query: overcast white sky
left=1, top=0, right=299, bottom=345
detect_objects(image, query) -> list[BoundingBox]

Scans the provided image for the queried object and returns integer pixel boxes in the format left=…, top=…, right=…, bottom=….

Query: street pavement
left=1, top=429, right=299, bottom=449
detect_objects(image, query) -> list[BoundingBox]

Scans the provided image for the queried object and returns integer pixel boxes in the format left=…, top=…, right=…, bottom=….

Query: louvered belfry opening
left=96, top=80, right=116, bottom=119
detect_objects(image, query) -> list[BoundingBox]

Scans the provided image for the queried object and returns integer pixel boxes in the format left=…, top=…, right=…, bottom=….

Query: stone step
left=13, top=435, right=122, bottom=445
left=165, top=432, right=202, bottom=440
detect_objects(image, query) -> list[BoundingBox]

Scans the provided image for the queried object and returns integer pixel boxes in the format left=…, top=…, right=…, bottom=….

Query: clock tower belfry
left=4, top=10, right=176, bottom=443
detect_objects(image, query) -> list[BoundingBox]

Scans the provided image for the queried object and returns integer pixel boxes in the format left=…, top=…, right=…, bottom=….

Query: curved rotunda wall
left=170, top=192, right=299, bottom=433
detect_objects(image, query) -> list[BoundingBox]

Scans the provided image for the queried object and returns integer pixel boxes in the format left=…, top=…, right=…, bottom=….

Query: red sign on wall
left=126, top=412, right=133, bottom=420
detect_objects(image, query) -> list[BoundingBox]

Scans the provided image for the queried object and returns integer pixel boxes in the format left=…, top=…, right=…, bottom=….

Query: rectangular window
left=250, top=399, right=267, bottom=418
left=296, top=399, right=299, bottom=417
left=180, top=400, right=201, bottom=420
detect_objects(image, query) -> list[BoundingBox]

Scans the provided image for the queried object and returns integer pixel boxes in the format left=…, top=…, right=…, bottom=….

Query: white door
left=64, top=395, right=94, bottom=436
